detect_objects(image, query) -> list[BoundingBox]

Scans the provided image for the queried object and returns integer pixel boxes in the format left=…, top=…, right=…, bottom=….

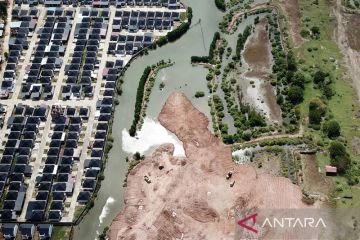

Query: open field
left=298, top=0, right=360, bottom=150
left=301, top=154, right=333, bottom=197
left=50, top=226, right=71, bottom=240
left=295, top=1, right=360, bottom=152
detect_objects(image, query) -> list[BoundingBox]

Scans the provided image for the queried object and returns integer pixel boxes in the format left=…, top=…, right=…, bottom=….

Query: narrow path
left=232, top=124, right=304, bottom=147
left=333, top=0, right=360, bottom=102
left=226, top=2, right=270, bottom=33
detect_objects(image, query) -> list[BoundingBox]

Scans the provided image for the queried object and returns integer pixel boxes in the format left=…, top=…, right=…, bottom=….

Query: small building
left=2, top=223, right=18, bottom=240
left=19, top=224, right=35, bottom=240
left=77, top=191, right=90, bottom=204
left=38, top=224, right=53, bottom=240
left=325, top=165, right=337, bottom=176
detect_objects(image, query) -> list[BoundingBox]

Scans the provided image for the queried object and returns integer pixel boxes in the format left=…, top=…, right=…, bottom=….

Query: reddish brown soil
left=301, top=154, right=333, bottom=197
left=108, top=92, right=313, bottom=240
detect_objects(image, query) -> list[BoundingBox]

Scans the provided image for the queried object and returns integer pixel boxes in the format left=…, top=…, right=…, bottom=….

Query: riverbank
left=135, top=60, right=175, bottom=132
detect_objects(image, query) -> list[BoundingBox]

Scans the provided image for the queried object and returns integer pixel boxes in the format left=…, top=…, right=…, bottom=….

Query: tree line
left=156, top=7, right=193, bottom=47
left=129, top=66, right=152, bottom=137
left=191, top=32, right=221, bottom=64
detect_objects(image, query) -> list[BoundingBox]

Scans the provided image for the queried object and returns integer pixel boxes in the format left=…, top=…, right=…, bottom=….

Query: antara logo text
left=238, top=213, right=327, bottom=233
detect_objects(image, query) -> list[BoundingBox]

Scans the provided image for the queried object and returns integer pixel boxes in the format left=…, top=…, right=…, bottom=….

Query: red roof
left=325, top=165, right=337, bottom=173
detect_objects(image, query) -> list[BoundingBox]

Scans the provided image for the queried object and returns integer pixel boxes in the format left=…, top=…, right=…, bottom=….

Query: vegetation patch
left=0, top=2, right=7, bottom=20
left=194, top=91, right=205, bottom=98
left=294, top=0, right=360, bottom=195
left=156, top=7, right=193, bottom=47
left=51, top=226, right=71, bottom=240
left=215, top=0, right=226, bottom=12
left=129, top=66, right=152, bottom=136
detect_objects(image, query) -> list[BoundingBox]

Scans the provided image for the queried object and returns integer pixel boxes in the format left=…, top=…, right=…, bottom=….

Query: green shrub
left=195, top=91, right=205, bottom=98
left=329, top=141, right=351, bottom=174
left=323, top=120, right=341, bottom=139
left=215, top=0, right=226, bottom=11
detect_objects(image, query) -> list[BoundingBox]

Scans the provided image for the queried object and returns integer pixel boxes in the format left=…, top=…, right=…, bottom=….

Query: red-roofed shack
left=325, top=165, right=337, bottom=176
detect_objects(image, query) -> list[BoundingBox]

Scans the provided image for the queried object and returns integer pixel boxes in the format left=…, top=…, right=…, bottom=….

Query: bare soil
left=249, top=151, right=282, bottom=176
left=351, top=137, right=360, bottom=155
left=334, top=0, right=360, bottom=101
left=345, top=14, right=360, bottom=51
left=278, top=0, right=303, bottom=47
left=301, top=154, right=333, bottom=198
left=108, top=92, right=313, bottom=240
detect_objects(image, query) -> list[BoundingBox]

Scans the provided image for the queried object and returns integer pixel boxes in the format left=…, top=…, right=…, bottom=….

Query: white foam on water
left=122, top=117, right=185, bottom=157
left=160, top=68, right=167, bottom=82
left=232, top=146, right=262, bottom=164
left=98, top=197, right=115, bottom=226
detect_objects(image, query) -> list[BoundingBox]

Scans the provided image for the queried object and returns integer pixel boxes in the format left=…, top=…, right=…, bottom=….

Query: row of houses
left=0, top=104, right=49, bottom=221
left=20, top=11, right=74, bottom=100
left=61, top=10, right=109, bottom=100
left=1, top=223, right=52, bottom=239
left=15, top=0, right=181, bottom=8
left=23, top=106, right=91, bottom=222
left=112, top=10, right=180, bottom=33
left=0, top=10, right=39, bottom=99
left=76, top=60, right=118, bottom=205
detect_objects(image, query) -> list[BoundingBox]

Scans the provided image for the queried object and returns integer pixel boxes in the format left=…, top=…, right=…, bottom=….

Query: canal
left=73, top=0, right=222, bottom=239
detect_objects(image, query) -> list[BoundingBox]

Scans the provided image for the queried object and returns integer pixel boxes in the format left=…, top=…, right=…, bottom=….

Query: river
left=73, top=0, right=222, bottom=239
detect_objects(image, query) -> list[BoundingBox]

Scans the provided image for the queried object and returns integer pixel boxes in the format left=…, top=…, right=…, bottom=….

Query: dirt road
left=108, top=92, right=313, bottom=240
left=333, top=0, right=360, bottom=101
left=226, top=2, right=270, bottom=33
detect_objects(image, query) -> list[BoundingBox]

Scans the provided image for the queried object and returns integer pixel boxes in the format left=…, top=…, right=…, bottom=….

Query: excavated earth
left=108, top=92, right=313, bottom=240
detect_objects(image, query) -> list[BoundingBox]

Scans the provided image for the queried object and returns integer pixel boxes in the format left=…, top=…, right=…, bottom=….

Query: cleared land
left=108, top=92, right=313, bottom=240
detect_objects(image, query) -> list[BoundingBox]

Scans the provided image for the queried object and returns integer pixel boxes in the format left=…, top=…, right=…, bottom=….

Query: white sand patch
left=122, top=117, right=185, bottom=157
left=98, top=197, right=115, bottom=226
left=232, top=146, right=262, bottom=164
left=245, top=76, right=271, bottom=119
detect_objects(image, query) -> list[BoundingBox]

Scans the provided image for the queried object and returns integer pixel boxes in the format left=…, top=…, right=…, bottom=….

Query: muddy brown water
left=241, top=17, right=282, bottom=123
left=243, top=18, right=272, bottom=71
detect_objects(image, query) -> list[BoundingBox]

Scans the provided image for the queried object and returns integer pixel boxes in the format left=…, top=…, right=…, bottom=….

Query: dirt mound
left=183, top=199, right=219, bottom=223
left=108, top=92, right=314, bottom=240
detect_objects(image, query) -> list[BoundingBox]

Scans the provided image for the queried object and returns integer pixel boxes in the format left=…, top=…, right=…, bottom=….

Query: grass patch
left=51, top=226, right=71, bottom=240
left=74, top=205, right=86, bottom=220
left=295, top=0, right=360, bottom=206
